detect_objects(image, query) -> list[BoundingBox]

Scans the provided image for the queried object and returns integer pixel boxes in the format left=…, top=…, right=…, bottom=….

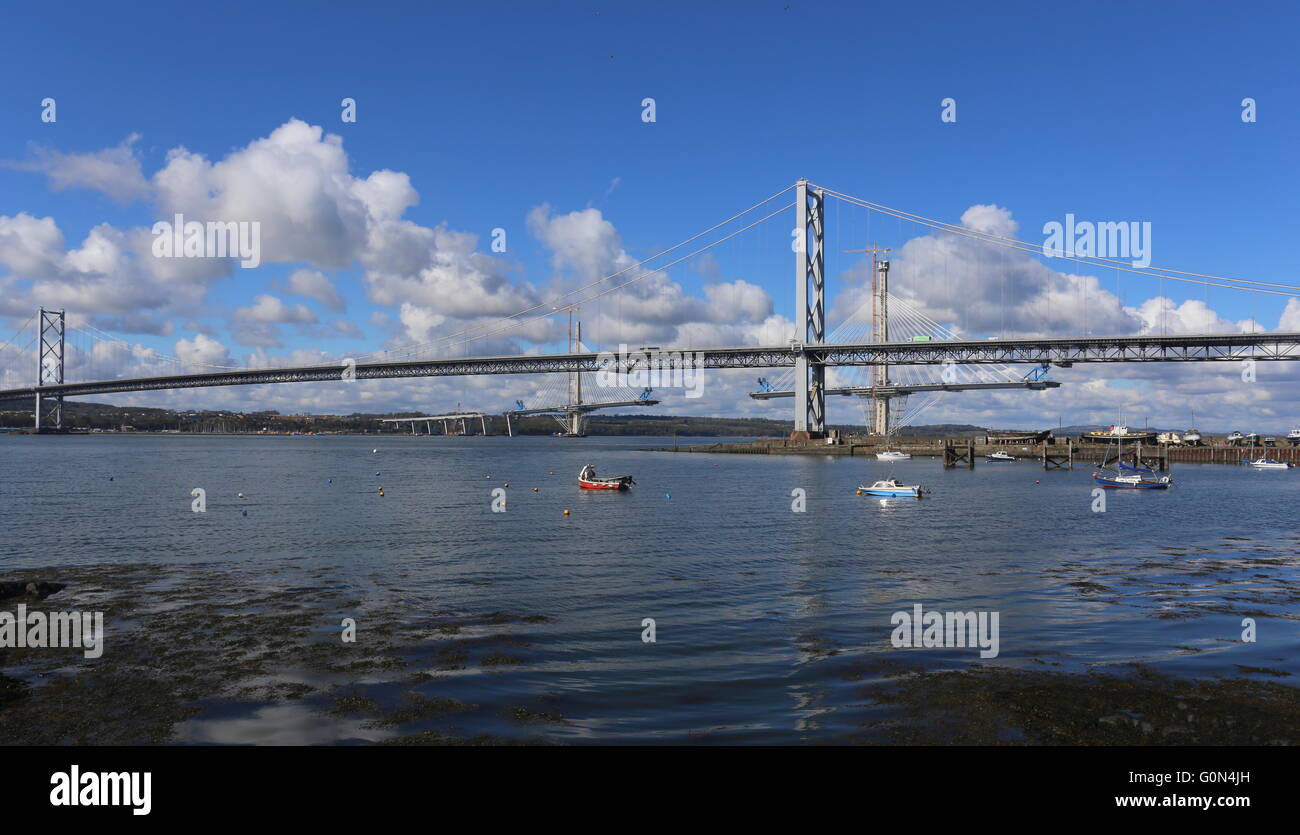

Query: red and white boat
left=578, top=464, right=634, bottom=490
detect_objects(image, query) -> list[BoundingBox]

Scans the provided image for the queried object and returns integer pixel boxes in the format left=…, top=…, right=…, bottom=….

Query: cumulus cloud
left=175, top=333, right=234, bottom=368
left=234, top=294, right=317, bottom=325
left=523, top=204, right=775, bottom=346
left=282, top=269, right=346, bottom=311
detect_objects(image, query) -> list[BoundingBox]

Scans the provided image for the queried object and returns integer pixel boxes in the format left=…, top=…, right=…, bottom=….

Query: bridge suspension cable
left=349, top=186, right=798, bottom=363
left=816, top=184, right=1300, bottom=297
left=0, top=313, right=36, bottom=359
left=72, top=323, right=242, bottom=371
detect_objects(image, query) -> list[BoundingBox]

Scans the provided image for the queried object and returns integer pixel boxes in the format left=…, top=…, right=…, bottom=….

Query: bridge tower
left=569, top=320, right=584, bottom=436
left=792, top=179, right=826, bottom=439
left=34, top=307, right=66, bottom=431
left=842, top=243, right=893, bottom=435
left=872, top=258, right=891, bottom=436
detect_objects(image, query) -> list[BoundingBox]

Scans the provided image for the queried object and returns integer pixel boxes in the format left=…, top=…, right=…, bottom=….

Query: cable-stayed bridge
left=3, top=180, right=1300, bottom=434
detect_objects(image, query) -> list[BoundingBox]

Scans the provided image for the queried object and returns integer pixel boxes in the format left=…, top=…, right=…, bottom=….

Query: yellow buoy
left=532, top=487, right=539, bottom=492
left=503, top=482, right=509, bottom=488
left=563, top=509, right=570, bottom=516
left=855, top=489, right=862, bottom=496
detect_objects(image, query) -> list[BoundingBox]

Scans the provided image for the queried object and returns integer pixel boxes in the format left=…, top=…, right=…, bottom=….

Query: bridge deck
left=2, top=332, right=1298, bottom=399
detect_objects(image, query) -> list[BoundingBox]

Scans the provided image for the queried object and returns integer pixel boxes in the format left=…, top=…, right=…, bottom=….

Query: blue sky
left=1, top=1, right=1297, bottom=427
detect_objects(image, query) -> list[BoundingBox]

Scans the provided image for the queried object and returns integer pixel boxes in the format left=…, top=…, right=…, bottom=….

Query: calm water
left=2, top=433, right=1298, bottom=743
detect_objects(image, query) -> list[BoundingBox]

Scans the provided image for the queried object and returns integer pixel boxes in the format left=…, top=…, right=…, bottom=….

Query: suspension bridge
left=3, top=180, right=1299, bottom=435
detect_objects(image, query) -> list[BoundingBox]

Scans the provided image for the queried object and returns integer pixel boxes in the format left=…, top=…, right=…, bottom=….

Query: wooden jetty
left=1042, top=439, right=1075, bottom=470
left=1168, top=445, right=1300, bottom=465
left=942, top=440, right=975, bottom=469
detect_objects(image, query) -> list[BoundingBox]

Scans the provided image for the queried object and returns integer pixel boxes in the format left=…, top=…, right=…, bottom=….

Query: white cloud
left=234, top=294, right=317, bottom=324
left=283, top=269, right=346, bottom=311
left=175, top=333, right=234, bottom=368
left=11, top=134, right=151, bottom=204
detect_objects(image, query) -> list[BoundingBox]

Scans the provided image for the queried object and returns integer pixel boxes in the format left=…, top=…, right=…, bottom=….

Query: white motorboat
left=859, top=479, right=923, bottom=498
left=1288, top=427, right=1300, bottom=445
left=876, top=450, right=911, bottom=461
left=985, top=451, right=1017, bottom=462
left=1226, top=431, right=1244, bottom=445
left=1245, top=458, right=1292, bottom=470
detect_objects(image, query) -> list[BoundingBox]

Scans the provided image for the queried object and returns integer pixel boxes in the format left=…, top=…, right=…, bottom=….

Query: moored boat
left=1081, top=424, right=1158, bottom=444
left=859, top=478, right=923, bottom=498
left=1090, top=421, right=1172, bottom=488
left=985, top=451, right=1017, bottom=462
left=1092, top=470, right=1173, bottom=489
left=876, top=450, right=911, bottom=461
left=577, top=464, right=634, bottom=490
left=1244, top=458, right=1292, bottom=470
